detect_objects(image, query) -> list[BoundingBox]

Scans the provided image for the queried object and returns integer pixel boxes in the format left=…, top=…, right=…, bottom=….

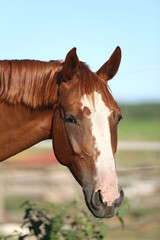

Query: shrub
left=2, top=198, right=129, bottom=240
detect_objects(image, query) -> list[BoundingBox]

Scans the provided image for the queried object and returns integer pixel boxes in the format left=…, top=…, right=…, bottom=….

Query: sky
left=0, top=0, right=160, bottom=103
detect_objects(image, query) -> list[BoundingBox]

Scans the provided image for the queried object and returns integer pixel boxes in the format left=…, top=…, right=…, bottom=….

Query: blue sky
left=0, top=0, right=160, bottom=103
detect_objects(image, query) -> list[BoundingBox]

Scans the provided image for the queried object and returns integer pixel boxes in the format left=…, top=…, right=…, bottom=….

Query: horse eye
left=63, top=114, right=77, bottom=124
left=118, top=114, right=122, bottom=123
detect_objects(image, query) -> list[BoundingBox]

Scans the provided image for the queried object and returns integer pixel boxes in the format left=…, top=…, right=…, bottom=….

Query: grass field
left=118, top=119, right=160, bottom=141
left=120, top=103, right=160, bottom=120
left=118, top=103, right=160, bottom=141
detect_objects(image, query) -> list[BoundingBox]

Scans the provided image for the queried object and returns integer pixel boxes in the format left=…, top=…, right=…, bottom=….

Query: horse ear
left=97, top=46, right=121, bottom=81
left=63, top=47, right=79, bottom=81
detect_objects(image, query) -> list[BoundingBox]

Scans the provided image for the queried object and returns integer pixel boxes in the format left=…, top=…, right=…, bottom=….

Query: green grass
left=129, top=207, right=160, bottom=219
left=4, top=196, right=36, bottom=211
left=118, top=119, right=160, bottom=141
left=117, top=103, right=160, bottom=141
left=120, top=103, right=160, bottom=120
left=106, top=207, right=160, bottom=240
left=107, top=222, right=160, bottom=240
left=116, top=151, right=160, bottom=169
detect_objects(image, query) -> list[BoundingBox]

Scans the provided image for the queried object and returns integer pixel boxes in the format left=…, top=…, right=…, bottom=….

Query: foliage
left=1, top=198, right=129, bottom=240
left=116, top=197, right=130, bottom=228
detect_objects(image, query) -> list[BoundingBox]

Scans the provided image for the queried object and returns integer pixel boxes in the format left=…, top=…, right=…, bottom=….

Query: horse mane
left=0, top=60, right=62, bottom=108
left=0, top=59, right=112, bottom=109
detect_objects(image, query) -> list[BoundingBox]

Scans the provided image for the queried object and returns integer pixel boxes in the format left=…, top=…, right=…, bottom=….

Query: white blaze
left=81, top=91, right=119, bottom=206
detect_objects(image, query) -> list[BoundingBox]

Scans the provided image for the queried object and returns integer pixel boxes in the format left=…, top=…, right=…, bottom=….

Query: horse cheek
left=52, top=108, right=73, bottom=166
left=65, top=125, right=83, bottom=155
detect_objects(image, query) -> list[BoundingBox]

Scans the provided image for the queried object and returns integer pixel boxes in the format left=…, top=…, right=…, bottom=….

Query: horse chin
left=82, top=187, right=124, bottom=218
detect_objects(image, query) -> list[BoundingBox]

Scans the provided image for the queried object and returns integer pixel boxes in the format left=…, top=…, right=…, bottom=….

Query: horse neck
left=0, top=59, right=62, bottom=108
left=0, top=102, right=53, bottom=162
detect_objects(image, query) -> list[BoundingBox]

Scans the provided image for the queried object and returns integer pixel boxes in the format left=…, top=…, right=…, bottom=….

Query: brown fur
left=0, top=60, right=62, bottom=108
left=0, top=47, right=123, bottom=218
left=0, top=59, right=115, bottom=110
left=60, top=61, right=114, bottom=107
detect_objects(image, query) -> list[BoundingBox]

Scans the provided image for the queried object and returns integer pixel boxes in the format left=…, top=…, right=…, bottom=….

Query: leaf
left=117, top=197, right=130, bottom=219
left=116, top=197, right=130, bottom=228
left=18, top=235, right=28, bottom=240
left=8, top=199, right=111, bottom=239
left=86, top=222, right=93, bottom=232
left=99, top=224, right=108, bottom=237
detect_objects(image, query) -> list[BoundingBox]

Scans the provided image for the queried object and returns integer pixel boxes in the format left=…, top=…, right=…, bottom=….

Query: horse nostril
left=98, top=190, right=104, bottom=204
left=114, top=188, right=124, bottom=208
left=91, top=190, right=105, bottom=210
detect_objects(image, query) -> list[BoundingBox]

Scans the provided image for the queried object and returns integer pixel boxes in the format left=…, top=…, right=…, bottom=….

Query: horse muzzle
left=83, top=186, right=124, bottom=218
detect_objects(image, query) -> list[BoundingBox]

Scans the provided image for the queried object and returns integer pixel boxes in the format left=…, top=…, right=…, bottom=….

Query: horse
left=0, top=47, right=124, bottom=218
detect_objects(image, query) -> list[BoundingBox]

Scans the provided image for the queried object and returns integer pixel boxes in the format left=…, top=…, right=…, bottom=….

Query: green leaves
left=1, top=198, right=129, bottom=239
left=17, top=200, right=110, bottom=240
left=116, top=197, right=130, bottom=228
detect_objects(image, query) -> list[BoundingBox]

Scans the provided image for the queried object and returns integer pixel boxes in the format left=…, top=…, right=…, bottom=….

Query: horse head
left=52, top=47, right=124, bottom=218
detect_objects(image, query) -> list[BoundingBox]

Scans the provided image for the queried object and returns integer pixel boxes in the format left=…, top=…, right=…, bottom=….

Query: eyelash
left=63, top=114, right=77, bottom=124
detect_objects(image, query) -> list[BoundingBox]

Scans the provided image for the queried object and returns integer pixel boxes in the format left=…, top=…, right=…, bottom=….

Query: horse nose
left=90, top=188, right=124, bottom=218
left=114, top=187, right=124, bottom=208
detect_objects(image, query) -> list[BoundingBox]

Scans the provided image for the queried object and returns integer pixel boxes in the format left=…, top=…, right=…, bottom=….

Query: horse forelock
left=68, top=62, right=113, bottom=108
left=0, top=59, right=62, bottom=108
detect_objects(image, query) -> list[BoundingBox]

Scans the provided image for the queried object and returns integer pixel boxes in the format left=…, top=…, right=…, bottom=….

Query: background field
left=108, top=103, right=160, bottom=239
left=118, top=103, right=160, bottom=140
left=0, top=103, right=160, bottom=239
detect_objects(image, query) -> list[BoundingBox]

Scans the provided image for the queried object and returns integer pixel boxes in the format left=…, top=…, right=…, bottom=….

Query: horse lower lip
left=90, top=205, right=115, bottom=218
